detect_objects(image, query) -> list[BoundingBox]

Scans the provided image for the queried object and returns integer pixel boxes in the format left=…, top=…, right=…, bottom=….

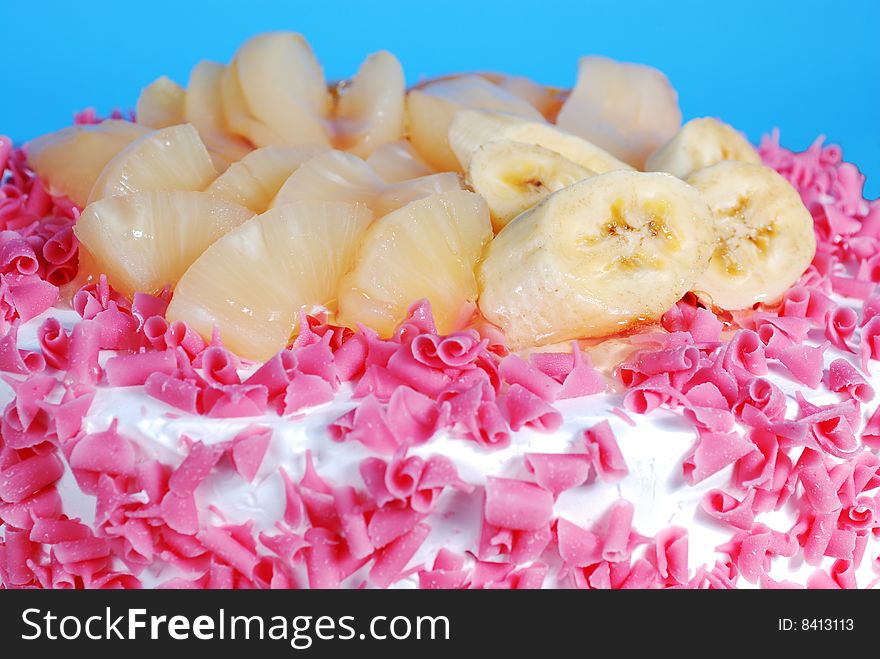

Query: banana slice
left=646, top=118, right=761, bottom=179
left=686, top=161, right=816, bottom=310
left=468, top=139, right=594, bottom=231
left=449, top=109, right=632, bottom=173
left=478, top=170, right=714, bottom=348
left=556, top=56, right=681, bottom=169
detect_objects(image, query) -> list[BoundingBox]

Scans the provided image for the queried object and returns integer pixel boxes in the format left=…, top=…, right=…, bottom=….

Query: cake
left=0, top=32, right=878, bottom=590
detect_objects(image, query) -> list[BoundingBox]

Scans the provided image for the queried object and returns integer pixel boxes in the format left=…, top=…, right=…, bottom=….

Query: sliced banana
left=686, top=161, right=816, bottom=310
left=467, top=139, right=594, bottom=231
left=556, top=56, right=681, bottom=169
left=478, top=170, right=714, bottom=348
left=646, top=118, right=761, bottom=179
left=449, top=109, right=632, bottom=173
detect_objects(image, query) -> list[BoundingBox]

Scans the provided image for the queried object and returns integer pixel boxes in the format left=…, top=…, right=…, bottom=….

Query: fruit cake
left=0, top=32, right=878, bottom=589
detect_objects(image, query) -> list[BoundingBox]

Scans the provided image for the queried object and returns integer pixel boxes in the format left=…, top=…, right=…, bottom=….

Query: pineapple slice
left=206, top=144, right=329, bottom=212
left=232, top=32, right=331, bottom=147
left=167, top=201, right=372, bottom=361
left=337, top=190, right=492, bottom=336
left=365, top=139, right=434, bottom=183
left=555, top=56, right=681, bottom=169
left=271, top=150, right=384, bottom=209
left=136, top=77, right=186, bottom=129
left=271, top=150, right=461, bottom=216
left=185, top=61, right=253, bottom=167
left=27, top=120, right=150, bottom=208
left=74, top=191, right=253, bottom=298
left=405, top=75, right=543, bottom=172
left=373, top=172, right=462, bottom=217
left=218, top=37, right=403, bottom=156
left=220, top=59, right=287, bottom=148
left=88, top=124, right=218, bottom=203
left=493, top=75, right=565, bottom=122
left=334, top=51, right=405, bottom=157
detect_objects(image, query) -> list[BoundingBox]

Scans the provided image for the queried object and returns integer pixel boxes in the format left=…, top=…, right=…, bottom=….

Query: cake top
left=24, top=33, right=818, bottom=358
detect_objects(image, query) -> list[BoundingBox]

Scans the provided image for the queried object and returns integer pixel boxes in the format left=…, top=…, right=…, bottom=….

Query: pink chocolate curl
left=69, top=420, right=136, bottom=476
left=168, top=441, right=223, bottom=495
left=825, top=306, right=857, bottom=352
left=369, top=522, right=430, bottom=588
left=653, top=526, right=689, bottom=584
left=683, top=430, right=756, bottom=484
left=484, top=477, right=553, bottom=531
left=499, top=353, right=562, bottom=402
left=499, top=384, right=562, bottom=432
left=825, top=358, right=874, bottom=402
left=104, top=349, right=177, bottom=387
left=700, top=489, right=756, bottom=530
left=37, top=317, right=70, bottom=370
left=582, top=420, right=628, bottom=482
left=557, top=518, right=602, bottom=568
left=229, top=426, right=272, bottom=482
left=0, top=451, right=64, bottom=503
left=524, top=453, right=590, bottom=498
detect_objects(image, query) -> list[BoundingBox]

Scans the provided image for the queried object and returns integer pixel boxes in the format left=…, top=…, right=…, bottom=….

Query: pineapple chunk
left=366, top=139, right=434, bottom=183
left=136, top=77, right=186, bottom=129
left=334, top=51, right=405, bottom=157
left=27, top=120, right=149, bottom=207
left=167, top=201, right=372, bottom=360
left=207, top=144, right=328, bottom=213
left=405, top=75, right=543, bottom=171
left=74, top=190, right=253, bottom=298
left=337, top=190, right=492, bottom=336
left=185, top=61, right=253, bottom=166
left=232, top=32, right=331, bottom=147
left=88, top=124, right=218, bottom=203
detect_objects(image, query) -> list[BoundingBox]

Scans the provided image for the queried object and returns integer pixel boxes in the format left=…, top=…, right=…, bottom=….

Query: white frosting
left=3, top=306, right=878, bottom=588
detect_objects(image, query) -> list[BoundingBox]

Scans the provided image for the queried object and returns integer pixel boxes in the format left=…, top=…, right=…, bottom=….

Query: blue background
left=4, top=0, right=878, bottom=196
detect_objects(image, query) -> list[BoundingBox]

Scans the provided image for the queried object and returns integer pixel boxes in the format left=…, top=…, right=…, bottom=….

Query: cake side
left=1, top=34, right=878, bottom=589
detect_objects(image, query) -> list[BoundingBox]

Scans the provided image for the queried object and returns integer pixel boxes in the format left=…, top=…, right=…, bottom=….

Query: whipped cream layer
left=4, top=304, right=877, bottom=589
